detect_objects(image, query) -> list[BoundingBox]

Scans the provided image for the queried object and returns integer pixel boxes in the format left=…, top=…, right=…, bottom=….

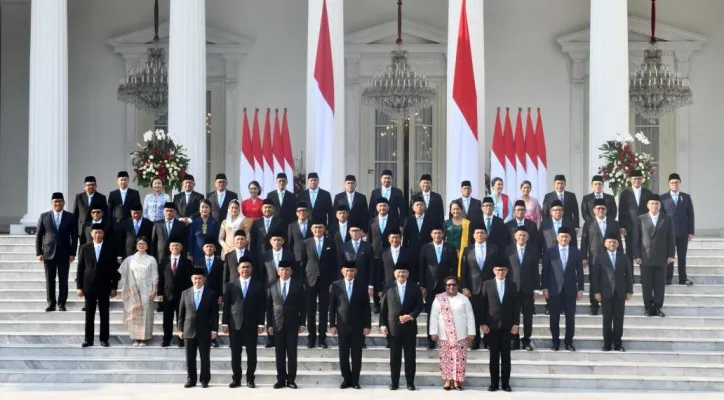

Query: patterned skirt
left=438, top=338, right=469, bottom=382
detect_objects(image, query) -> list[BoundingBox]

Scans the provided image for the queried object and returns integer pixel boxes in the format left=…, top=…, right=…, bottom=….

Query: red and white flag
left=524, top=107, right=539, bottom=197
left=503, top=108, right=517, bottom=199
left=251, top=109, right=264, bottom=185
left=272, top=109, right=284, bottom=178
left=446, top=0, right=485, bottom=203
left=514, top=108, right=526, bottom=193
left=535, top=108, right=548, bottom=200
left=262, top=108, right=275, bottom=194
left=281, top=109, right=295, bottom=192
left=490, top=107, right=506, bottom=184
left=239, top=108, right=254, bottom=199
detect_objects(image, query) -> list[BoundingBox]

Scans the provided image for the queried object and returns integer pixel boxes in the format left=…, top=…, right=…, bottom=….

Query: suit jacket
left=632, top=214, right=675, bottom=267
left=262, top=248, right=295, bottom=283
left=266, top=278, right=306, bottom=331
left=539, top=218, right=578, bottom=252
left=107, top=188, right=141, bottom=224
left=334, top=191, right=369, bottom=233
left=195, top=256, right=224, bottom=296
left=301, top=236, right=337, bottom=288
left=83, top=218, right=116, bottom=253
left=379, top=281, right=423, bottom=337
left=591, top=251, right=633, bottom=300
left=266, top=189, right=297, bottom=227
left=418, top=242, right=458, bottom=293
left=298, top=188, right=334, bottom=226
left=222, top=248, right=256, bottom=288
left=454, top=196, right=483, bottom=224
left=379, top=246, right=414, bottom=290
left=178, top=286, right=219, bottom=339
left=459, top=243, right=497, bottom=296
left=76, top=241, right=119, bottom=294
left=173, top=191, right=205, bottom=219
left=338, top=240, right=374, bottom=287
left=505, top=244, right=540, bottom=294
left=73, top=191, right=108, bottom=236
left=402, top=214, right=433, bottom=266
left=160, top=255, right=193, bottom=301
left=541, top=246, right=584, bottom=296
left=480, top=279, right=520, bottom=331
left=411, top=191, right=445, bottom=225
left=150, top=218, right=188, bottom=266
left=580, top=217, right=621, bottom=264
left=207, top=190, right=239, bottom=222
left=581, top=193, right=618, bottom=224
left=328, top=221, right=351, bottom=260
left=328, top=278, right=372, bottom=335
left=368, top=214, right=400, bottom=259
left=222, top=278, right=265, bottom=331
left=250, top=216, right=284, bottom=258
left=475, top=214, right=510, bottom=251
left=35, top=210, right=78, bottom=261
left=369, top=186, right=409, bottom=222
left=118, top=217, right=154, bottom=258
left=618, top=187, right=652, bottom=233
left=287, top=220, right=313, bottom=262
left=660, top=192, right=695, bottom=238
left=542, top=191, right=580, bottom=228
left=505, top=218, right=540, bottom=249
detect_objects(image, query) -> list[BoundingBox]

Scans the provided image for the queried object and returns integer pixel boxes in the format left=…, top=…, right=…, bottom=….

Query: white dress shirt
left=650, top=213, right=659, bottom=226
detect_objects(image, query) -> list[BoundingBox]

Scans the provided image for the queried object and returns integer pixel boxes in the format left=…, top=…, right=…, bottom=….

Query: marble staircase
left=1, top=235, right=723, bottom=390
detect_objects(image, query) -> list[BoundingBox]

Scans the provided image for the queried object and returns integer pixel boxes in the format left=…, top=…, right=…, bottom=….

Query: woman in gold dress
left=443, top=200, right=471, bottom=277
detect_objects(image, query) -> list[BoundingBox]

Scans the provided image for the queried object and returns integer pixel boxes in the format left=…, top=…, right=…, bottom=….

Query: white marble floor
left=1, top=385, right=723, bottom=400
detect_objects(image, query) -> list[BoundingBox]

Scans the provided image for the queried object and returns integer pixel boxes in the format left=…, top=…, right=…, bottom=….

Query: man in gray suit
left=659, top=173, right=695, bottom=286
left=633, top=194, right=676, bottom=317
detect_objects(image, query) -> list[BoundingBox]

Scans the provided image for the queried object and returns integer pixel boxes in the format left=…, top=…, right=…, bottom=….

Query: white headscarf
left=226, top=199, right=244, bottom=230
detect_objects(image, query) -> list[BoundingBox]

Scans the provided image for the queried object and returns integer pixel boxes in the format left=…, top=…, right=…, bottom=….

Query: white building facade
left=0, top=0, right=721, bottom=235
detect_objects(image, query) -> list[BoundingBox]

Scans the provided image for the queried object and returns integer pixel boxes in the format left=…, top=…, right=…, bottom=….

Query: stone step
left=0, top=368, right=721, bottom=390
left=0, top=244, right=35, bottom=253
left=683, top=256, right=724, bottom=266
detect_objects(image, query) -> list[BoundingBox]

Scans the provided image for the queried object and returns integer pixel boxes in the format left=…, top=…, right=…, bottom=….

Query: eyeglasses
left=445, top=283, right=458, bottom=287
left=90, top=211, right=102, bottom=214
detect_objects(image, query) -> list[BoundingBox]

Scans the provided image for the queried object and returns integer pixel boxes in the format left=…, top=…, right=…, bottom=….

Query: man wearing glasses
left=73, top=176, right=107, bottom=247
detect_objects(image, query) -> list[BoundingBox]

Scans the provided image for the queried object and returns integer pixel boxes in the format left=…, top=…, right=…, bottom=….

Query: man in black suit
left=369, top=169, right=408, bottom=224
left=36, top=192, right=78, bottom=312
left=369, top=197, right=399, bottom=313
left=456, top=180, right=483, bottom=224
left=222, top=257, right=265, bottom=388
left=541, top=175, right=580, bottom=232
left=411, top=174, right=444, bottom=226
left=178, top=268, right=219, bottom=388
left=660, top=173, right=695, bottom=286
left=301, top=220, right=337, bottom=348
left=618, top=170, right=652, bottom=263
left=297, top=172, right=334, bottom=226
left=266, top=173, right=297, bottom=227
left=505, top=200, right=539, bottom=248
left=195, top=238, right=223, bottom=347
left=478, top=197, right=510, bottom=251
left=262, top=231, right=295, bottom=284
left=539, top=199, right=578, bottom=250
left=160, top=237, right=192, bottom=347
left=73, top=175, right=108, bottom=247
left=223, top=230, right=254, bottom=286
left=329, top=205, right=351, bottom=262
left=250, top=198, right=283, bottom=258
left=460, top=223, right=496, bottom=349
left=173, top=174, right=205, bottom=223
left=592, top=233, right=633, bottom=352
left=118, top=204, right=153, bottom=259
left=581, top=175, right=618, bottom=224
left=419, top=224, right=458, bottom=349
left=207, top=173, right=239, bottom=222
left=338, top=224, right=375, bottom=304
left=633, top=194, right=676, bottom=317
left=287, top=202, right=313, bottom=272
left=76, top=224, right=118, bottom=347
left=402, top=196, right=433, bottom=283
left=329, top=262, right=372, bottom=389
left=506, top=227, right=540, bottom=351
left=542, top=227, right=584, bottom=351
left=481, top=260, right=520, bottom=393
left=379, top=228, right=412, bottom=292
left=334, top=175, right=369, bottom=234
left=380, top=264, right=423, bottom=391
left=83, top=206, right=115, bottom=249
left=150, top=202, right=188, bottom=269
left=107, top=171, right=141, bottom=227
left=581, top=198, right=621, bottom=315
left=267, top=261, right=306, bottom=389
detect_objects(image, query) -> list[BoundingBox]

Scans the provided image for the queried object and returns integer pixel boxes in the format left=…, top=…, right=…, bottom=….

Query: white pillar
left=17, top=0, right=68, bottom=229
left=588, top=0, right=629, bottom=185
left=169, top=0, right=207, bottom=194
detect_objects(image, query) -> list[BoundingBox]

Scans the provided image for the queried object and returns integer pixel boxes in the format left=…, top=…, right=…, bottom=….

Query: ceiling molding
left=345, top=18, right=446, bottom=45
left=556, top=15, right=706, bottom=46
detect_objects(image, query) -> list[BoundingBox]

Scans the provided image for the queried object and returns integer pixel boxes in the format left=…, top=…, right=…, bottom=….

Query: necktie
left=194, top=290, right=201, bottom=310
left=237, top=250, right=242, bottom=260
left=186, top=193, right=190, bottom=205
left=300, top=222, right=306, bottom=237
left=392, top=248, right=399, bottom=264
left=281, top=282, right=287, bottom=301
left=121, top=191, right=126, bottom=205
left=464, top=198, right=469, bottom=213
left=554, top=221, right=560, bottom=235
left=134, top=220, right=139, bottom=235
left=166, top=221, right=172, bottom=236
left=399, top=285, right=405, bottom=304
left=310, top=190, right=317, bottom=207
left=600, top=221, right=606, bottom=237
left=219, top=192, right=225, bottom=207
left=519, top=247, right=525, bottom=264
left=88, top=195, right=92, bottom=206
left=348, top=193, right=354, bottom=208
left=317, top=239, right=322, bottom=257
left=435, top=245, right=441, bottom=263
left=347, top=281, right=352, bottom=301
left=476, top=246, right=484, bottom=268
left=561, top=248, right=568, bottom=270
left=424, top=193, right=429, bottom=206
left=279, top=191, right=284, bottom=205
left=498, top=280, right=504, bottom=303
left=265, top=219, right=271, bottom=233
left=673, top=193, right=679, bottom=205
left=354, top=241, right=359, bottom=254
left=559, top=193, right=564, bottom=203
left=610, top=252, right=616, bottom=269
left=243, top=280, right=248, bottom=297
left=54, top=214, right=60, bottom=230
left=206, top=257, right=212, bottom=273
left=95, top=245, right=100, bottom=261
left=486, top=218, right=492, bottom=234
left=172, top=258, right=177, bottom=275
left=383, top=188, right=390, bottom=200
left=518, top=220, right=524, bottom=227
left=416, top=217, right=423, bottom=231
left=380, top=217, right=387, bottom=233
left=275, top=252, right=280, bottom=268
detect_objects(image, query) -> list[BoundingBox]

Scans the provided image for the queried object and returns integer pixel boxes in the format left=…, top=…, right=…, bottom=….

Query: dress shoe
left=212, top=340, right=219, bottom=348
left=177, top=341, right=185, bottom=348
left=679, top=279, right=693, bottom=286
left=427, top=341, right=436, bottom=350
left=602, top=346, right=612, bottom=352
left=287, top=382, right=298, bottom=389
left=389, top=383, right=399, bottom=390
left=184, top=380, right=196, bottom=388
left=544, top=308, right=550, bottom=315
left=45, top=305, right=56, bottom=312
left=319, top=339, right=328, bottom=349
left=565, top=344, right=576, bottom=351
left=265, top=342, right=274, bottom=348
left=645, top=308, right=654, bottom=317
left=247, top=381, right=256, bottom=388
left=201, top=381, right=209, bottom=388
left=589, top=307, right=599, bottom=316
left=339, top=381, right=350, bottom=389
left=353, top=384, right=361, bottom=389
left=614, top=346, right=626, bottom=352
left=665, top=280, right=672, bottom=286
left=551, top=344, right=559, bottom=351
left=161, top=341, right=170, bottom=348
left=307, top=337, right=316, bottom=348
left=523, top=343, right=533, bottom=351
left=58, top=305, right=67, bottom=312
left=443, top=382, right=451, bottom=391
left=362, top=343, right=367, bottom=349
left=81, top=341, right=93, bottom=348
left=273, top=381, right=285, bottom=389
left=156, top=304, right=163, bottom=312
left=406, top=384, right=416, bottom=391
left=471, top=342, right=480, bottom=350
left=454, top=384, right=463, bottom=391
left=656, top=309, right=666, bottom=318
left=229, top=381, right=241, bottom=388
left=488, top=385, right=499, bottom=392
left=81, top=306, right=86, bottom=312
left=502, top=385, right=512, bottom=392
left=100, top=341, right=110, bottom=347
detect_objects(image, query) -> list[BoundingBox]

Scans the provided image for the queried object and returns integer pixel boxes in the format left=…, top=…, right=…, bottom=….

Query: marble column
left=168, top=0, right=207, bottom=194
left=18, top=0, right=69, bottom=229
left=588, top=0, right=629, bottom=184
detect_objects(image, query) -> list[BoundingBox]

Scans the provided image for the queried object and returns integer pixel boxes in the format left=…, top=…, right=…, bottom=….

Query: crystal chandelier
left=117, top=0, right=168, bottom=117
left=629, top=0, right=692, bottom=122
left=361, top=0, right=436, bottom=119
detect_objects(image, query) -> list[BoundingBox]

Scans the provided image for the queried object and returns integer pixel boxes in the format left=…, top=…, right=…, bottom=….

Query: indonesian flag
left=490, top=107, right=505, bottom=185
left=262, top=108, right=275, bottom=194
left=239, top=108, right=254, bottom=199
left=272, top=109, right=284, bottom=178
left=524, top=107, right=539, bottom=198
left=514, top=108, right=526, bottom=191
left=446, top=0, right=485, bottom=204
left=281, top=109, right=295, bottom=192
left=251, top=109, right=264, bottom=185
left=535, top=108, right=548, bottom=201
left=503, top=108, right=517, bottom=199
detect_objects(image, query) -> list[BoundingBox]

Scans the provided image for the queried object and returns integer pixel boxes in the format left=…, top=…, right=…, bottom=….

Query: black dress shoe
left=319, top=339, right=328, bottom=349
left=247, top=381, right=256, bottom=388
left=177, top=341, right=185, bottom=348
left=471, top=342, right=480, bottom=350
left=161, top=341, right=170, bottom=348
left=544, top=308, right=550, bottom=315
left=679, top=279, right=693, bottom=286
left=100, top=341, right=110, bottom=347
left=602, top=346, right=612, bottom=352
left=389, top=384, right=399, bottom=390
left=81, top=341, right=93, bottom=348
left=656, top=309, right=666, bottom=317
left=406, top=384, right=415, bottom=391
left=665, top=280, right=672, bottom=286
left=307, top=340, right=316, bottom=349
left=81, top=306, right=86, bottom=312
left=340, top=381, right=350, bottom=389
left=273, top=381, right=285, bottom=389
left=362, top=343, right=367, bottom=349
left=488, top=385, right=499, bottom=392
left=201, top=381, right=209, bottom=388
left=565, top=344, right=576, bottom=351
left=454, top=384, right=463, bottom=391
left=156, top=304, right=163, bottom=312
left=45, top=305, right=56, bottom=312
left=353, top=384, right=361, bottom=389
left=58, top=305, right=67, bottom=312
left=184, top=380, right=196, bottom=388
left=614, top=346, right=626, bottom=352
left=645, top=308, right=654, bottom=317
left=427, top=341, right=436, bottom=350
left=589, top=307, right=599, bottom=316
left=551, top=345, right=559, bottom=351
left=523, top=343, right=533, bottom=351
left=287, top=382, right=298, bottom=389
left=502, top=385, right=512, bottom=392
left=212, top=340, right=219, bottom=348
left=229, top=381, right=241, bottom=388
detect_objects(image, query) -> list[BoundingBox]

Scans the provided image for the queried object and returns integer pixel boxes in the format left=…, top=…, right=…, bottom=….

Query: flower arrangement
left=598, top=132, right=655, bottom=196
left=130, top=129, right=189, bottom=193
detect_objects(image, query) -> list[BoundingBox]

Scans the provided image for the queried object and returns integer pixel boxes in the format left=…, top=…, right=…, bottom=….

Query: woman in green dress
left=444, top=200, right=471, bottom=277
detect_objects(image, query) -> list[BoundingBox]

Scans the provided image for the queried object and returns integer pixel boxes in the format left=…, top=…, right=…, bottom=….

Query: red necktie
left=172, top=258, right=177, bottom=275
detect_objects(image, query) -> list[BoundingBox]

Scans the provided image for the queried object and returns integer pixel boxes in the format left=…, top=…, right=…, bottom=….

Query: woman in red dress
left=240, top=180, right=263, bottom=237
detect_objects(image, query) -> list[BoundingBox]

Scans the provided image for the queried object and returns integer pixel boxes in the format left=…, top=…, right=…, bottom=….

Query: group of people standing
left=34, top=167, right=695, bottom=391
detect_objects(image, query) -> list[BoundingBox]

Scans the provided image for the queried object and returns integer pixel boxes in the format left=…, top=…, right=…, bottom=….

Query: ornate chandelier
left=117, top=0, right=168, bottom=117
left=629, top=0, right=692, bottom=122
left=361, top=0, right=436, bottom=119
